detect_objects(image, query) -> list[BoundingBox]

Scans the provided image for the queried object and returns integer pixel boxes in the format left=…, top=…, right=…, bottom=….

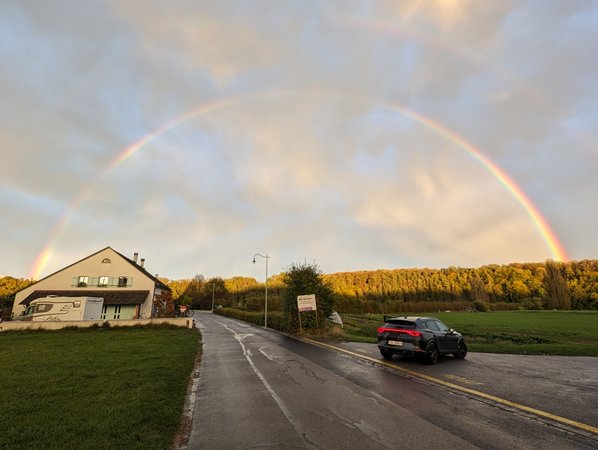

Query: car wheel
left=453, top=340, right=467, bottom=359
left=380, top=348, right=393, bottom=359
left=425, top=342, right=439, bottom=364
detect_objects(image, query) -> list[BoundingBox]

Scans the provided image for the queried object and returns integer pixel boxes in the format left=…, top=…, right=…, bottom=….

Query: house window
left=113, top=305, right=121, bottom=320
left=101, top=258, right=111, bottom=264
left=100, top=305, right=107, bottom=320
left=78, top=276, right=89, bottom=287
left=98, top=276, right=109, bottom=287
left=118, top=276, right=128, bottom=287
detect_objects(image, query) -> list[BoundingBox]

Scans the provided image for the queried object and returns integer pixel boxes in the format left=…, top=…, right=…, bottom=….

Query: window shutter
left=127, top=277, right=133, bottom=287
left=72, top=277, right=78, bottom=287
left=90, top=277, right=99, bottom=287
left=110, top=277, right=118, bottom=286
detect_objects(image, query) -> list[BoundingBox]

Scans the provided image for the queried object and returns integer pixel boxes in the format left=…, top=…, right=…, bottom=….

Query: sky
left=1, top=0, right=597, bottom=281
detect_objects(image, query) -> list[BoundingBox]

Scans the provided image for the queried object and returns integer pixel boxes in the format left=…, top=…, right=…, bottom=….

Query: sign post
left=297, top=294, right=318, bottom=332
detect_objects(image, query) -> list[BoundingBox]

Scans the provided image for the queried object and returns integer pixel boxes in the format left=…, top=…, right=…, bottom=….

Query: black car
left=377, top=316, right=467, bottom=364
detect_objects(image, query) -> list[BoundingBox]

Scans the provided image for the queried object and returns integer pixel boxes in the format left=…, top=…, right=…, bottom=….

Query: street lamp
left=252, top=253, right=269, bottom=328
left=211, top=281, right=215, bottom=312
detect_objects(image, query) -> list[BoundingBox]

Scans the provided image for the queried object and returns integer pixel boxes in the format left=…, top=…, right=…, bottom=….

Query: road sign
left=297, top=294, right=317, bottom=312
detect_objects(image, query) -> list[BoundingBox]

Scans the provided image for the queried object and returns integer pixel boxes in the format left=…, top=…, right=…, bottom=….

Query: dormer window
left=77, top=276, right=89, bottom=287
left=101, top=258, right=111, bottom=264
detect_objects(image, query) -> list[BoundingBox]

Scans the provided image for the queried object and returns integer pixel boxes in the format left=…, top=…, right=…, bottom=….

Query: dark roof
left=15, top=246, right=171, bottom=295
left=20, top=290, right=150, bottom=306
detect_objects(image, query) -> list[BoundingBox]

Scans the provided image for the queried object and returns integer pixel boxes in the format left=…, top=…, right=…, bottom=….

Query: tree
left=469, top=275, right=490, bottom=311
left=184, top=274, right=205, bottom=309
left=224, top=276, right=259, bottom=307
left=282, top=262, right=335, bottom=332
left=206, top=277, right=228, bottom=308
left=543, top=260, right=571, bottom=310
left=167, top=278, right=192, bottom=300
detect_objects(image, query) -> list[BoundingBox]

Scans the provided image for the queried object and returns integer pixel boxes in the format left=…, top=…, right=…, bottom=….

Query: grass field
left=0, top=326, right=199, bottom=450
left=339, top=311, right=598, bottom=356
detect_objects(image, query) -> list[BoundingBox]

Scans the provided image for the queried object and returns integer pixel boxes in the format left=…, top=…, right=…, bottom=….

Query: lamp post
left=252, top=253, right=269, bottom=328
left=211, top=282, right=215, bottom=312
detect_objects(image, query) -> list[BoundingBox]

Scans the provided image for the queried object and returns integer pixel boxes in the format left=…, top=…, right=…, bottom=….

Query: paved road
left=188, top=313, right=598, bottom=449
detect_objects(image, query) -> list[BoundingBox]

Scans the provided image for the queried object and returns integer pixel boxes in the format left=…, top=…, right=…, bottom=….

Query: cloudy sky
left=1, top=0, right=596, bottom=281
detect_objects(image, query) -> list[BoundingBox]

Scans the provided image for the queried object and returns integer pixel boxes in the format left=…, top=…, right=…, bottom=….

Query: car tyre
left=380, top=348, right=393, bottom=359
left=454, top=340, right=467, bottom=359
left=425, top=341, right=439, bottom=365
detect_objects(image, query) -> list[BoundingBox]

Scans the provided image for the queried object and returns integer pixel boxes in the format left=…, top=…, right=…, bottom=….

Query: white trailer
left=16, top=296, right=104, bottom=321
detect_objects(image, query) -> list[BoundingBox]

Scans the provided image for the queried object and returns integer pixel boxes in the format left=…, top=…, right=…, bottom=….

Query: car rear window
left=385, top=319, right=417, bottom=329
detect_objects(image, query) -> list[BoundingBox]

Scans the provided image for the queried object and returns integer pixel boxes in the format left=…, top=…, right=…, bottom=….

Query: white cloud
left=1, top=1, right=595, bottom=279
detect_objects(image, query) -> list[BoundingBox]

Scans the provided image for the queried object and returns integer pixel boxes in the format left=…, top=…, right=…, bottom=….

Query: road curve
left=188, top=313, right=597, bottom=449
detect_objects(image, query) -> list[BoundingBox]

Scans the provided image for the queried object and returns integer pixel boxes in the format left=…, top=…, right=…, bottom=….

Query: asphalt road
left=188, top=313, right=598, bottom=449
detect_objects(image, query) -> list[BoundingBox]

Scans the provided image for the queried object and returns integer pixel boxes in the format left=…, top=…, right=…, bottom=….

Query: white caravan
left=17, top=296, right=104, bottom=321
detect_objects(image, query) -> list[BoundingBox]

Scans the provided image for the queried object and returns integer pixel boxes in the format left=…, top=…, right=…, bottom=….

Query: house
left=11, top=247, right=171, bottom=320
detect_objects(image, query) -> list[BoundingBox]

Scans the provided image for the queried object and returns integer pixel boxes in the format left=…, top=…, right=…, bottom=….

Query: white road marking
left=221, top=323, right=316, bottom=449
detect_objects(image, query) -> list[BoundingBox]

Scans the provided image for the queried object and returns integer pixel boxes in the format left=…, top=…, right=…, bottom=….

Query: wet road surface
left=188, top=313, right=598, bottom=449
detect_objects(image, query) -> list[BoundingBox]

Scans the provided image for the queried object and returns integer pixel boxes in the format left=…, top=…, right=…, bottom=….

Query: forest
left=2, top=259, right=596, bottom=319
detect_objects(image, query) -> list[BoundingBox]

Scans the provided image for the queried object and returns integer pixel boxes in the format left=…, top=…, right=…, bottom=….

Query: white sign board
left=297, top=294, right=317, bottom=312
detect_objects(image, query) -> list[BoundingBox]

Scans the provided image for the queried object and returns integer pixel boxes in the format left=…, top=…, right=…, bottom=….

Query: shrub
left=473, top=300, right=490, bottom=312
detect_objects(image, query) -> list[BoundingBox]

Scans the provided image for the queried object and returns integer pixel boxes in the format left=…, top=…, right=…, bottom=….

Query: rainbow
left=29, top=89, right=568, bottom=279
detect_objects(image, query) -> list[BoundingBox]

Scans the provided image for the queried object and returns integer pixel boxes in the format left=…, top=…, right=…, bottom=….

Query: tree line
left=2, top=259, right=596, bottom=319
left=157, top=259, right=596, bottom=313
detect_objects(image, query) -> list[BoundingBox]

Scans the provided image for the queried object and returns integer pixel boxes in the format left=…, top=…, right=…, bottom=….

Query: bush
left=473, top=300, right=490, bottom=312
left=282, top=262, right=335, bottom=332
left=0, top=297, right=13, bottom=321
left=522, top=297, right=544, bottom=310
left=215, top=308, right=291, bottom=332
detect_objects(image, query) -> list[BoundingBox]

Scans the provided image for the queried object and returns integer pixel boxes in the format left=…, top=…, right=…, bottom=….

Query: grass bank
left=339, top=311, right=598, bottom=356
left=0, top=325, right=199, bottom=449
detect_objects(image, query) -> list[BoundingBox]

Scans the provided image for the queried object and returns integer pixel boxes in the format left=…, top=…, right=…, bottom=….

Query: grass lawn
left=0, top=325, right=199, bottom=450
left=338, top=311, right=598, bottom=356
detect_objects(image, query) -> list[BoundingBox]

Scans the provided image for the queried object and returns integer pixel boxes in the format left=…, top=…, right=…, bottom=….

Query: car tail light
left=377, top=327, right=421, bottom=336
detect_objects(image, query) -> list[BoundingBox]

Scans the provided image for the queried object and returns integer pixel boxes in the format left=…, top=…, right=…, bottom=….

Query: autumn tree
left=469, top=275, right=490, bottom=311
left=184, top=274, right=205, bottom=309
left=166, top=278, right=192, bottom=301
left=543, top=260, right=571, bottom=310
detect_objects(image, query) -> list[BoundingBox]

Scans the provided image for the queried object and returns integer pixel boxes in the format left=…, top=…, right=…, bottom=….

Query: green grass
left=0, top=326, right=200, bottom=450
left=338, top=311, right=598, bottom=356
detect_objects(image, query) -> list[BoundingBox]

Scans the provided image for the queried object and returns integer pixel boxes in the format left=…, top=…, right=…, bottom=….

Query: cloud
left=1, top=1, right=595, bottom=279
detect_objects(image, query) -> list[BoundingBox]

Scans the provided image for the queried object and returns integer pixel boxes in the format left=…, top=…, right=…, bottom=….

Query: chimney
left=140, top=258, right=145, bottom=268
left=133, top=252, right=139, bottom=263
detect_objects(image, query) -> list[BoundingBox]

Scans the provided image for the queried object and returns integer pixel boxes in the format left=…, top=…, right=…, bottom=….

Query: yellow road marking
left=301, top=338, right=598, bottom=436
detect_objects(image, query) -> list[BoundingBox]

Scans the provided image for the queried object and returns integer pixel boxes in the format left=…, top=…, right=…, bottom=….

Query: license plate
left=388, top=340, right=403, bottom=346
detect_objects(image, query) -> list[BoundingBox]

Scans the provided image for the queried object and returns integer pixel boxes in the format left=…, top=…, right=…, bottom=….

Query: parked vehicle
left=14, top=296, right=104, bottom=322
left=377, top=316, right=467, bottom=364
